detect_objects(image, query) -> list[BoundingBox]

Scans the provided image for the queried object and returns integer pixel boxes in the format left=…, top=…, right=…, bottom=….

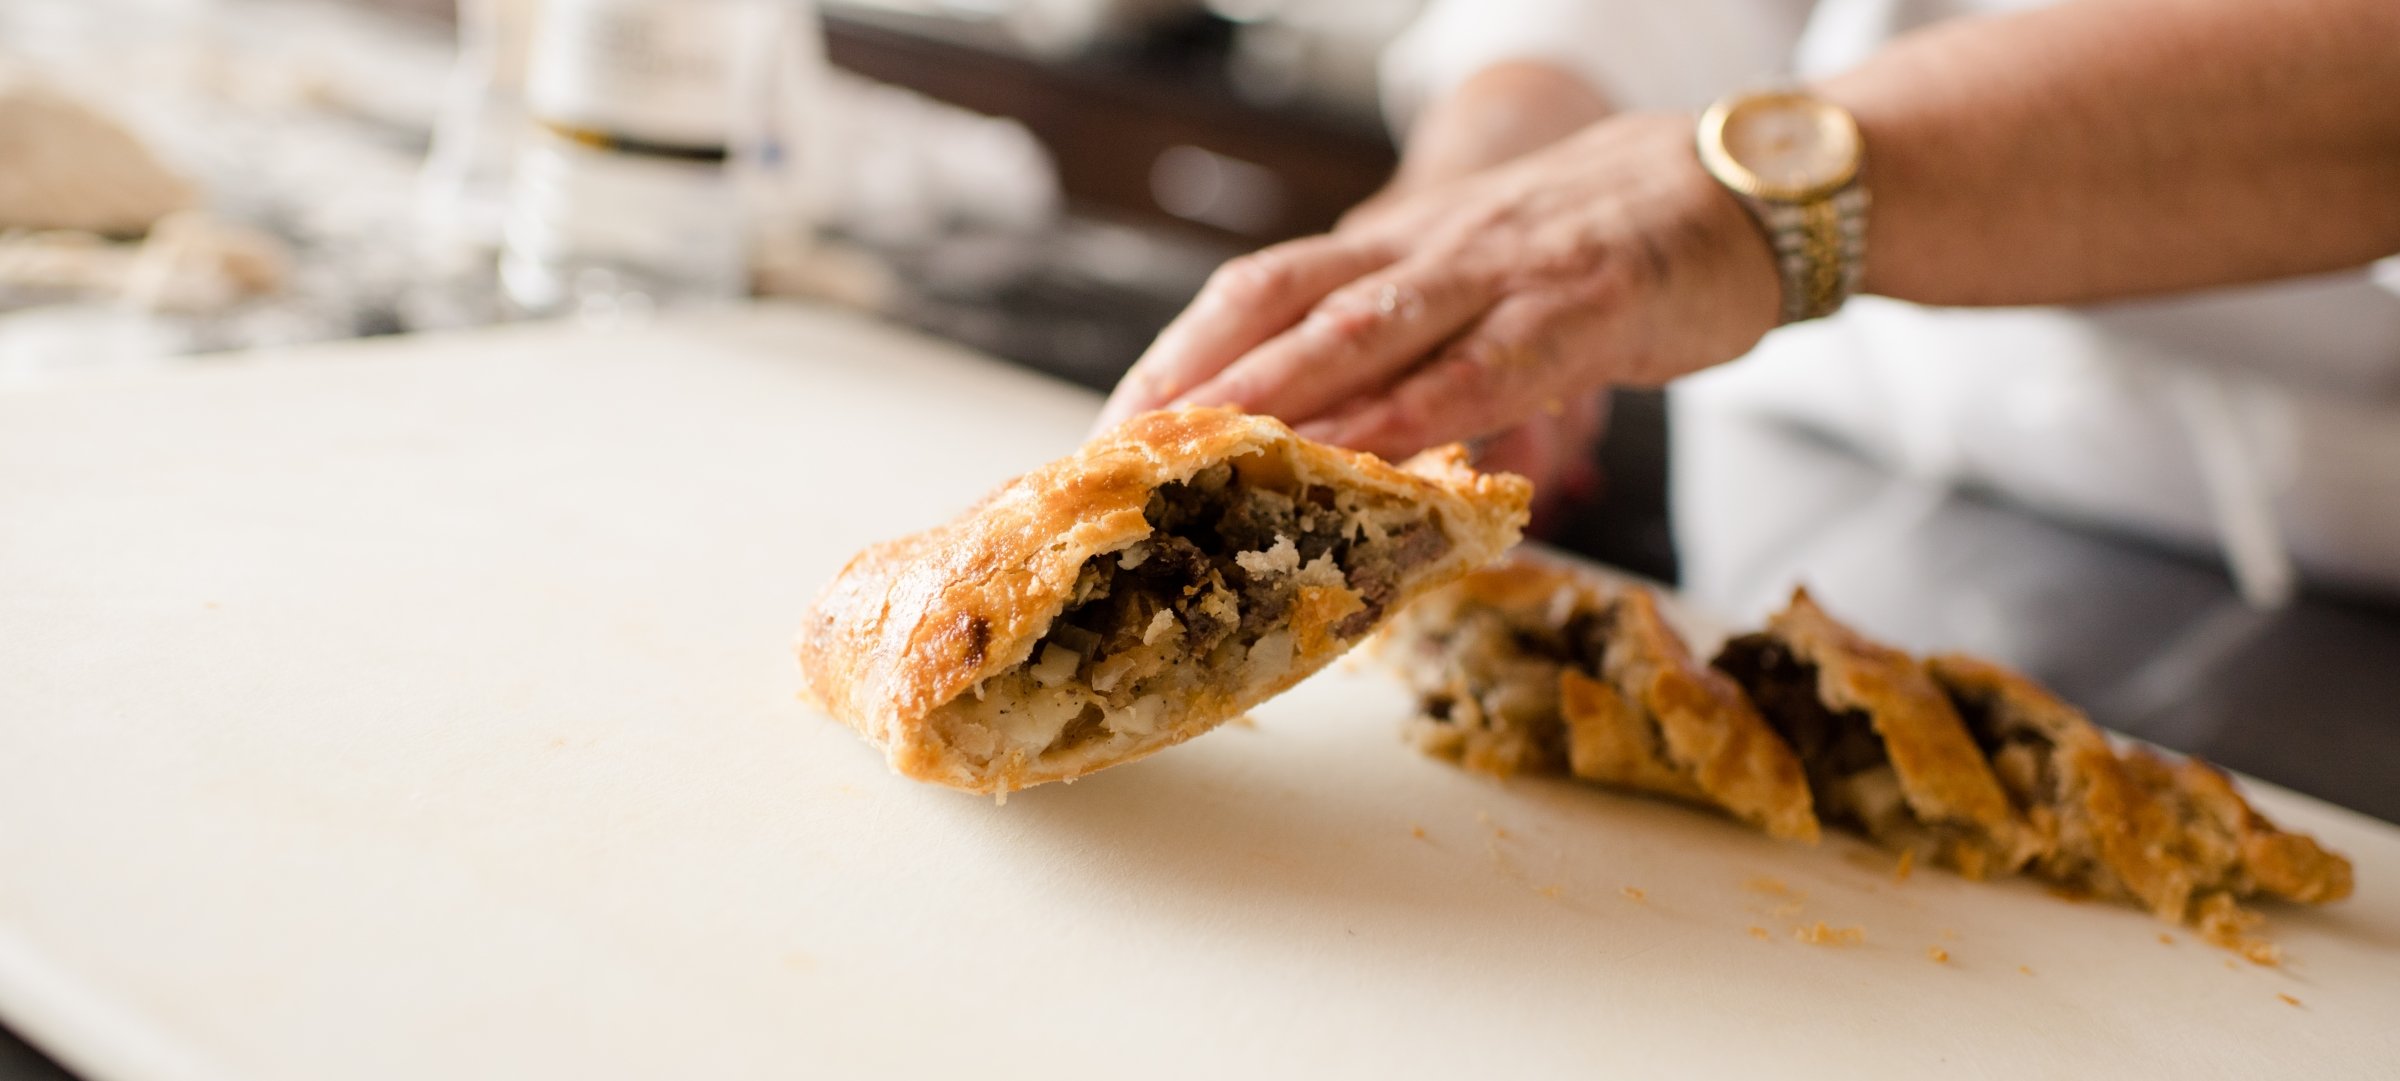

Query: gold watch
left=1696, top=90, right=1869, bottom=325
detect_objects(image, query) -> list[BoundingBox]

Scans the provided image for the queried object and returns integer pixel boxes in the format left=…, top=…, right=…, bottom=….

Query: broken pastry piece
left=1391, top=567, right=2353, bottom=949
left=1381, top=556, right=1818, bottom=841
left=1379, top=560, right=1584, bottom=777
left=1714, top=590, right=2030, bottom=878
left=1930, top=654, right=2352, bottom=954
left=797, top=406, right=1530, bottom=795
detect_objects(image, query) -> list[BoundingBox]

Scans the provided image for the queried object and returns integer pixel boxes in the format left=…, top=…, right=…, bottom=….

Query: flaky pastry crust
left=1930, top=653, right=2352, bottom=950
left=798, top=406, right=1530, bottom=793
left=1383, top=554, right=1817, bottom=841
left=1724, top=590, right=2026, bottom=873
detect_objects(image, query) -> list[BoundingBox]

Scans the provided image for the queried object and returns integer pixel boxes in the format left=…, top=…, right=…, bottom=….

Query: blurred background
left=0, top=0, right=1409, bottom=386
left=0, top=0, right=1679, bottom=577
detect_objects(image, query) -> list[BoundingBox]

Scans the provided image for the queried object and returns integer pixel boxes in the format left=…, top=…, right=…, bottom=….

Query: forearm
left=1825, top=0, right=2400, bottom=306
left=1385, top=61, right=1613, bottom=197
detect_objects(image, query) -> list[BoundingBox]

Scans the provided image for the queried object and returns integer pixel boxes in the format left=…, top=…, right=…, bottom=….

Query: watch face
left=1703, top=93, right=1861, bottom=200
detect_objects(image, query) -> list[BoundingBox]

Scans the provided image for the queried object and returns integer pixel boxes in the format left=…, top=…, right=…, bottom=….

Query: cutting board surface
left=2, top=305, right=2395, bottom=1081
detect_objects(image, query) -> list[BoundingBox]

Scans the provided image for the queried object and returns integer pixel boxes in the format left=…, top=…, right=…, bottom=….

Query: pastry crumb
left=1892, top=850, right=1915, bottom=884
left=1536, top=884, right=1564, bottom=901
left=1226, top=714, right=1259, bottom=729
left=1748, top=926, right=1770, bottom=941
left=2278, top=993, right=2302, bottom=1008
left=1743, top=876, right=1797, bottom=897
left=1410, top=825, right=1427, bottom=840
left=1792, top=921, right=1863, bottom=947
left=2018, top=965, right=2034, bottom=976
left=1840, top=848, right=1890, bottom=873
left=1621, top=886, right=1646, bottom=903
left=2242, top=941, right=2283, bottom=967
left=2157, top=933, right=2176, bottom=946
left=1927, top=946, right=1949, bottom=964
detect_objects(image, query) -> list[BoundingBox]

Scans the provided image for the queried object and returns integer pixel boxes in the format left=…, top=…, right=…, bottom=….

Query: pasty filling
left=934, top=454, right=1453, bottom=765
left=1405, top=597, right=1614, bottom=775
left=1715, top=635, right=1914, bottom=839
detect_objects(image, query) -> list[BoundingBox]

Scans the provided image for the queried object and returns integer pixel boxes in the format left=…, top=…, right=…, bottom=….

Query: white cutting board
left=2, top=304, right=2395, bottom=1081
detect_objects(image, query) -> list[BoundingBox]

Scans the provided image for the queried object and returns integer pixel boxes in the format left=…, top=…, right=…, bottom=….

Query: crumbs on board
left=1793, top=921, right=1863, bottom=947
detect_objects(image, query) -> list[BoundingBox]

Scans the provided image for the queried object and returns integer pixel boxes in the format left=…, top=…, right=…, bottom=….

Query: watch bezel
left=1697, top=91, right=1863, bottom=203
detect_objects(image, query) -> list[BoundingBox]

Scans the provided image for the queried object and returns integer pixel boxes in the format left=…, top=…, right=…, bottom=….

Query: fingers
left=1470, top=418, right=1570, bottom=531
left=1164, top=258, right=1500, bottom=425
left=1297, top=299, right=1568, bottom=462
left=1094, top=235, right=1398, bottom=431
left=1470, top=421, right=1555, bottom=482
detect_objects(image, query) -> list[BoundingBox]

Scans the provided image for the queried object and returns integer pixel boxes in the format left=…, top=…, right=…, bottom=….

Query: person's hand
left=1094, top=110, right=1781, bottom=468
left=1332, top=60, right=1616, bottom=526
left=1473, top=385, right=1606, bottom=532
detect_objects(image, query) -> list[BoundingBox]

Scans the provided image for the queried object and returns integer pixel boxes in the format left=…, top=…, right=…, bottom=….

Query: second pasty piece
left=1714, top=589, right=2031, bottom=877
left=1929, top=653, right=2352, bottom=954
left=1382, top=555, right=1818, bottom=840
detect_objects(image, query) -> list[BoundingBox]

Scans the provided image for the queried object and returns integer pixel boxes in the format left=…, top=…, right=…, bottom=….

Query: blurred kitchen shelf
left=822, top=4, right=1398, bottom=246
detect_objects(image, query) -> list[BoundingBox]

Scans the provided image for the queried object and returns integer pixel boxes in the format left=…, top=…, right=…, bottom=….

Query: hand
left=1344, top=59, right=1615, bottom=525
left=1477, top=386, right=1607, bottom=534
left=1094, top=111, right=1780, bottom=466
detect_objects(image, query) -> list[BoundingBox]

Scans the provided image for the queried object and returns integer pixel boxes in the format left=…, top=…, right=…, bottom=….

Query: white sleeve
left=1379, top=0, right=1812, bottom=133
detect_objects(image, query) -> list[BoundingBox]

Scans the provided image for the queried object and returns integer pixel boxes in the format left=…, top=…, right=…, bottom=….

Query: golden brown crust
left=1763, top=589, right=2023, bottom=864
left=2163, top=754, right=2354, bottom=905
left=1921, top=653, right=2152, bottom=893
left=1386, top=554, right=1818, bottom=841
left=796, top=406, right=1530, bottom=793
left=1561, top=665, right=1708, bottom=804
left=1612, top=590, right=1819, bottom=842
left=1395, top=573, right=2352, bottom=948
left=1925, top=653, right=2352, bottom=950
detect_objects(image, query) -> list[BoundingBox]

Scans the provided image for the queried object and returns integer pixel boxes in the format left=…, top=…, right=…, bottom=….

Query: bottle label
left=524, top=0, right=781, bottom=150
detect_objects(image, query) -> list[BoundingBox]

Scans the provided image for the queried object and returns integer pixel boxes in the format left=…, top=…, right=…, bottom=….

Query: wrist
left=1399, top=61, right=1613, bottom=187
left=1682, top=143, right=1786, bottom=356
left=1614, top=111, right=1784, bottom=362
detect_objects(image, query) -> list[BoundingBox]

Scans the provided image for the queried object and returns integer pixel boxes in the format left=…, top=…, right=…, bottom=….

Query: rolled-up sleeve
left=1380, top=0, right=1812, bottom=132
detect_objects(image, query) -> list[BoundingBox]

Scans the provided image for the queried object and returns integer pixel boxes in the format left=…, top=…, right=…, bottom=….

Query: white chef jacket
left=1383, top=0, right=2400, bottom=605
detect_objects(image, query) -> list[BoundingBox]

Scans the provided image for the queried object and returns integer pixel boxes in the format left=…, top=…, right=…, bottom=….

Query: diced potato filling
left=934, top=457, right=1452, bottom=764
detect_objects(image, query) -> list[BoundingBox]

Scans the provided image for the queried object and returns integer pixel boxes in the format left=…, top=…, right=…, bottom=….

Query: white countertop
left=2, top=303, right=2395, bottom=1080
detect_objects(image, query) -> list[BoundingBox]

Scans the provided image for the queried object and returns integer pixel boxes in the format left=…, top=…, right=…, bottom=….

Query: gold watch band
left=1753, top=186, right=1869, bottom=324
left=1694, top=91, right=1870, bottom=326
